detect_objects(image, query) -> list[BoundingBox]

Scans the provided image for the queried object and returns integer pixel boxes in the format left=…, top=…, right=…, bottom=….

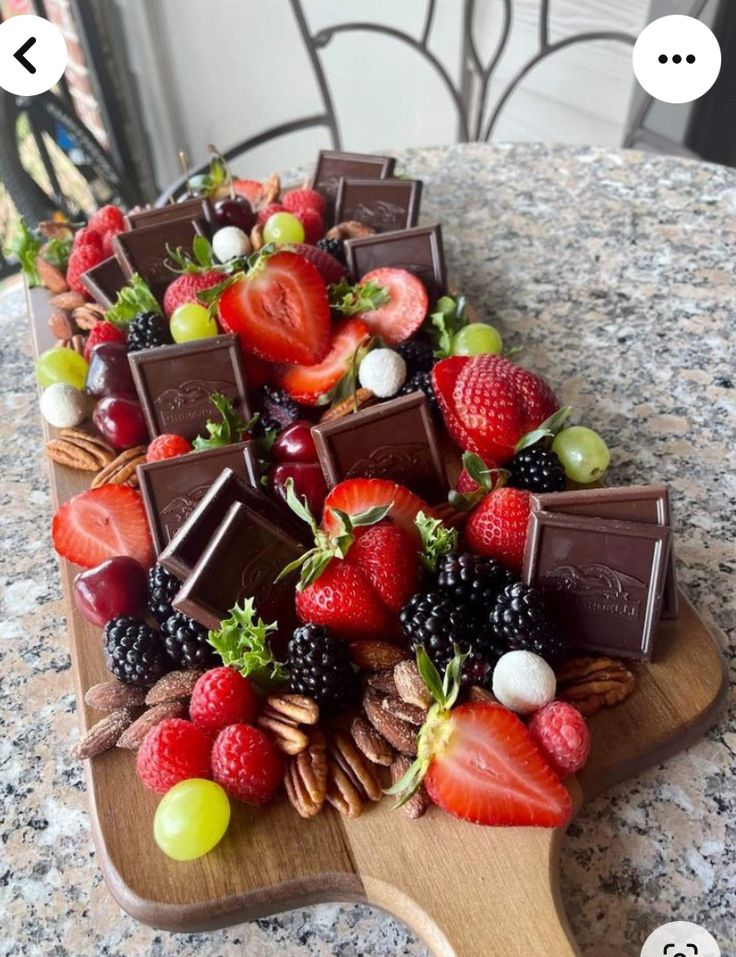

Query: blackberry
left=256, top=383, right=300, bottom=433
left=316, top=236, right=345, bottom=265
left=104, top=615, right=169, bottom=686
left=399, top=370, right=440, bottom=417
left=395, top=338, right=434, bottom=376
left=489, top=582, right=567, bottom=664
left=162, top=612, right=217, bottom=670
left=436, top=553, right=515, bottom=614
left=147, top=564, right=181, bottom=624
left=288, top=624, right=357, bottom=714
left=508, top=446, right=566, bottom=494
left=126, top=311, right=173, bottom=352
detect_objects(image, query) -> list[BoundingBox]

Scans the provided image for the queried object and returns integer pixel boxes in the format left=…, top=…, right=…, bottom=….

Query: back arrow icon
left=13, top=36, right=37, bottom=74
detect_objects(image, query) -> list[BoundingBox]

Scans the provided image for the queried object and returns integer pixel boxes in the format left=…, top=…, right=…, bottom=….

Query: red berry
left=275, top=316, right=368, bottom=405
left=211, top=723, right=281, bottom=804
left=464, top=486, right=530, bottom=572
left=89, top=204, right=125, bottom=234
left=146, top=433, right=193, bottom=462
left=287, top=243, right=344, bottom=285
left=295, top=558, right=393, bottom=640
left=282, top=187, right=325, bottom=216
left=358, top=268, right=428, bottom=346
left=101, top=227, right=123, bottom=258
left=322, top=478, right=435, bottom=546
left=84, top=320, right=127, bottom=362
left=256, top=203, right=287, bottom=226
left=231, top=179, right=261, bottom=205
left=73, top=226, right=102, bottom=250
left=295, top=207, right=324, bottom=244
left=189, top=667, right=258, bottom=733
left=527, top=701, right=591, bottom=779
left=66, top=244, right=105, bottom=296
left=163, top=270, right=223, bottom=318
left=136, top=718, right=212, bottom=794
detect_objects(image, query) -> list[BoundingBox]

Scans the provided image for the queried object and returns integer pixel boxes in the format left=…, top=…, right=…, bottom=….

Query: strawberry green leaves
left=449, top=452, right=510, bottom=512
left=328, top=277, right=390, bottom=316
left=515, top=405, right=572, bottom=453
left=415, top=511, right=458, bottom=573
left=192, top=393, right=257, bottom=451
left=429, top=294, right=468, bottom=358
left=106, top=274, right=161, bottom=328
left=208, top=597, right=287, bottom=690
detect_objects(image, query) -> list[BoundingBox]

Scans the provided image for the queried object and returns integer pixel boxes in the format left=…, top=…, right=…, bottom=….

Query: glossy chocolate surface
left=530, top=485, right=677, bottom=619
left=312, top=150, right=395, bottom=222
left=173, top=499, right=303, bottom=634
left=79, top=256, right=127, bottom=307
left=334, top=178, right=422, bottom=233
left=113, top=218, right=204, bottom=305
left=137, top=442, right=257, bottom=556
left=128, top=334, right=250, bottom=442
left=311, top=391, right=448, bottom=503
left=125, top=197, right=213, bottom=231
left=344, top=223, right=446, bottom=301
left=523, top=510, right=670, bottom=661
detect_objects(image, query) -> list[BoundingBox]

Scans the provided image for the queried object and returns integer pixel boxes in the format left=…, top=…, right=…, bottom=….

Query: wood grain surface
left=28, top=285, right=728, bottom=955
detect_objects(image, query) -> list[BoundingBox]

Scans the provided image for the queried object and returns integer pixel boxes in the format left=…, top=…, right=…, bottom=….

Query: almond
left=36, top=257, right=69, bottom=294
left=363, top=687, right=417, bottom=756
left=351, top=715, right=394, bottom=766
left=393, top=660, right=432, bottom=709
left=116, top=701, right=186, bottom=750
left=70, top=708, right=134, bottom=759
left=380, top=693, right=426, bottom=727
left=145, top=669, right=203, bottom=705
left=349, top=641, right=409, bottom=671
left=50, top=291, right=86, bottom=310
left=85, top=680, right=147, bottom=712
left=365, top=670, right=398, bottom=696
left=390, top=755, right=430, bottom=819
left=48, top=309, right=75, bottom=339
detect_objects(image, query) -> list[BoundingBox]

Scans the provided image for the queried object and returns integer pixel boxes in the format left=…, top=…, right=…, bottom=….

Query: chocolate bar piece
left=113, top=218, right=204, bottom=305
left=335, top=178, right=422, bottom=233
left=173, top=499, right=303, bottom=634
left=345, top=224, right=446, bottom=301
left=80, top=256, right=127, bottom=307
left=137, top=442, right=258, bottom=556
left=523, top=510, right=671, bottom=661
left=159, top=466, right=308, bottom=581
left=128, top=334, right=250, bottom=443
left=530, top=485, right=677, bottom=620
left=313, top=150, right=395, bottom=222
left=126, top=197, right=213, bottom=231
left=311, top=391, right=448, bottom=503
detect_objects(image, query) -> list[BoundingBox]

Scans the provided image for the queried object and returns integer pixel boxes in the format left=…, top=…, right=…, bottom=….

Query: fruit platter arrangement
left=19, top=148, right=726, bottom=945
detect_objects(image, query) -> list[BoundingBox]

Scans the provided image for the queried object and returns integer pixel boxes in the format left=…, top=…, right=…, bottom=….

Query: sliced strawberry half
left=322, top=478, right=436, bottom=545
left=431, top=356, right=474, bottom=450
left=425, top=702, right=572, bottom=827
left=288, top=243, right=345, bottom=285
left=358, top=268, right=428, bottom=345
left=231, top=178, right=261, bottom=205
left=218, top=251, right=330, bottom=365
left=52, top=485, right=154, bottom=569
left=275, top=316, right=369, bottom=406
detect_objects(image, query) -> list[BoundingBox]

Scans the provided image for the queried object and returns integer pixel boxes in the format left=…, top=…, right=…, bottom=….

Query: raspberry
left=256, top=203, right=287, bottom=226
left=84, top=320, right=127, bottom=361
left=295, top=207, right=324, bottom=244
left=189, top=666, right=258, bottom=733
left=146, top=433, right=193, bottom=463
left=73, top=226, right=102, bottom=250
left=89, top=204, right=125, bottom=234
left=527, top=700, right=590, bottom=779
left=136, top=718, right=212, bottom=794
left=66, top=244, right=105, bottom=296
left=211, top=723, right=281, bottom=804
left=282, top=187, right=325, bottom=216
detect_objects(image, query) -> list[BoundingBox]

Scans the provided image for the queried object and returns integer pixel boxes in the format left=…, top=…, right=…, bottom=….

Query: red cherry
left=214, top=197, right=255, bottom=233
left=93, top=394, right=148, bottom=449
left=85, top=342, right=136, bottom=398
left=271, top=419, right=318, bottom=464
left=73, top=556, right=148, bottom=627
left=270, top=462, right=327, bottom=517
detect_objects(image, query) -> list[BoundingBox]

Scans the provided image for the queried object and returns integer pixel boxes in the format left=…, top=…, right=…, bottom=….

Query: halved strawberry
left=288, top=243, right=345, bottom=285
left=218, top=251, right=330, bottom=365
left=52, top=486, right=154, bottom=569
left=358, top=268, right=428, bottom=345
left=231, top=179, right=261, bottom=205
left=275, top=316, right=369, bottom=405
left=322, top=478, right=436, bottom=545
left=431, top=356, right=474, bottom=451
left=424, top=702, right=571, bottom=827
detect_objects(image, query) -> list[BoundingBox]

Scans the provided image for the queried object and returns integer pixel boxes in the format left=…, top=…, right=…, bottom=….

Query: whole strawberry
left=163, top=270, right=223, bottom=318
left=66, top=243, right=105, bottom=296
left=432, top=355, right=560, bottom=464
left=89, top=203, right=125, bottom=234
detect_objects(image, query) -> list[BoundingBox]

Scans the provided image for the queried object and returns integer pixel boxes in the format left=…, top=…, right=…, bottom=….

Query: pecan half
left=351, top=715, right=394, bottom=766
left=36, top=257, right=69, bottom=294
left=284, top=729, right=328, bottom=818
left=72, top=303, right=106, bottom=330
left=266, top=693, right=319, bottom=726
left=326, top=220, right=376, bottom=241
left=90, top=445, right=147, bottom=488
left=326, top=759, right=364, bottom=818
left=46, top=430, right=115, bottom=472
left=349, top=640, right=409, bottom=672
left=258, top=705, right=309, bottom=755
left=555, top=656, right=636, bottom=716
left=117, top=701, right=186, bottom=750
left=320, top=389, right=376, bottom=424
left=390, top=755, right=429, bottom=820
left=328, top=728, right=383, bottom=802
left=85, top=679, right=146, bottom=712
left=256, top=173, right=280, bottom=210
left=70, top=708, right=134, bottom=759
left=363, top=687, right=417, bottom=756
left=393, top=660, right=432, bottom=709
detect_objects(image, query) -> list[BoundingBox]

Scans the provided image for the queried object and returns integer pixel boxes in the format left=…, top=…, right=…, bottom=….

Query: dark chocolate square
left=128, top=334, right=250, bottom=443
left=313, top=150, right=395, bottom=222
left=335, top=178, right=422, bottom=233
left=137, top=442, right=258, bottom=556
left=530, top=485, right=678, bottom=620
left=173, top=500, right=303, bottom=634
left=344, top=224, right=446, bottom=301
left=523, top=510, right=671, bottom=661
left=159, top=467, right=308, bottom=581
left=80, top=256, right=127, bottom=307
left=113, top=218, right=204, bottom=305
left=125, top=197, right=213, bottom=231
left=311, top=391, right=448, bottom=503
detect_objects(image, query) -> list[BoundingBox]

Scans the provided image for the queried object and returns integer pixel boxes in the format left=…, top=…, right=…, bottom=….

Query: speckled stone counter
left=2, top=143, right=734, bottom=957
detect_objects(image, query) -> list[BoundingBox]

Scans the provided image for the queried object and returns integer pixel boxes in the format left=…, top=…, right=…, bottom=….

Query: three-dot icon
left=658, top=53, right=696, bottom=64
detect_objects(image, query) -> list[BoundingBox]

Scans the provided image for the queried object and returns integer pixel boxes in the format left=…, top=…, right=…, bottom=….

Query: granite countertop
left=1, top=143, right=734, bottom=957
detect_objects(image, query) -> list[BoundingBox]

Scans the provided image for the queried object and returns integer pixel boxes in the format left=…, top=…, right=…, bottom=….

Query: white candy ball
left=212, top=226, right=251, bottom=263
left=358, top=348, right=407, bottom=398
left=39, top=382, right=88, bottom=429
left=492, top=650, right=556, bottom=714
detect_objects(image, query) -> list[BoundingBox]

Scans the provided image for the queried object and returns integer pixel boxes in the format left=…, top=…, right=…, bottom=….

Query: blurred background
left=0, top=0, right=733, bottom=278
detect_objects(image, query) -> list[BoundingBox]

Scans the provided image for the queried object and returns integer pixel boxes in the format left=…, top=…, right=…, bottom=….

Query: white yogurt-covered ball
left=39, top=382, right=88, bottom=429
left=212, top=226, right=251, bottom=263
left=492, top=650, right=556, bottom=714
left=358, top=348, right=407, bottom=398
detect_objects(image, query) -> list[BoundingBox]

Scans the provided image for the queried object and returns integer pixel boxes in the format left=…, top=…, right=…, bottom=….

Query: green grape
left=36, top=347, right=89, bottom=390
left=263, top=212, right=305, bottom=245
left=552, top=426, right=610, bottom=484
left=153, top=778, right=230, bottom=861
left=451, top=322, right=503, bottom=357
left=170, top=302, right=218, bottom=343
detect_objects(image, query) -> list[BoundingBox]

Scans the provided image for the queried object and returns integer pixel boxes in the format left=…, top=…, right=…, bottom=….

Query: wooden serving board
left=28, top=285, right=728, bottom=955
